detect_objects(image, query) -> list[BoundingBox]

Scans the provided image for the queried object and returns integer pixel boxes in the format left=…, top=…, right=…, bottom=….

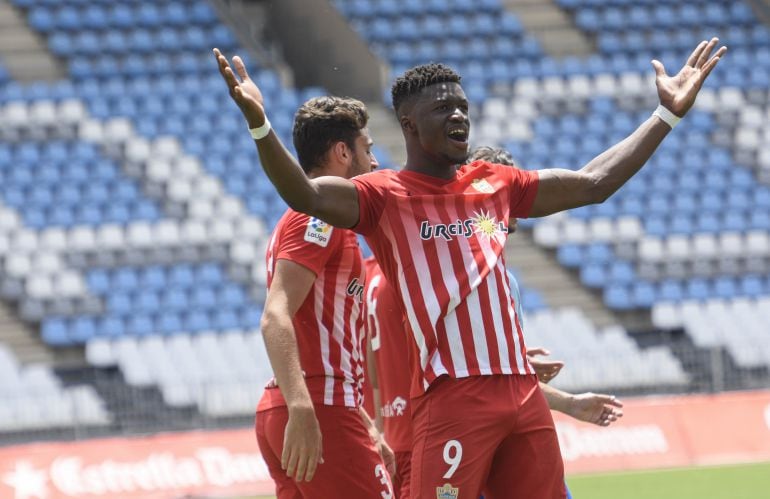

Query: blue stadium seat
left=604, top=285, right=633, bottom=310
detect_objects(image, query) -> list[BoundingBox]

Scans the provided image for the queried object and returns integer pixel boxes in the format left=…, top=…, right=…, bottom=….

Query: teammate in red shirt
left=364, top=257, right=413, bottom=498
left=251, top=94, right=394, bottom=498
left=215, top=38, right=725, bottom=498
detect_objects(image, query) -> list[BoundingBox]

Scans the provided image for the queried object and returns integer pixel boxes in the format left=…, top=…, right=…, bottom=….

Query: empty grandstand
left=0, top=2, right=768, bottom=497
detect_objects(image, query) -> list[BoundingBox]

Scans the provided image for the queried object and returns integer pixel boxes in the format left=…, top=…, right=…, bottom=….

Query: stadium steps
left=0, top=300, right=56, bottom=364
left=500, top=0, right=593, bottom=58
left=505, top=229, right=621, bottom=329
left=367, top=103, right=407, bottom=168
left=0, top=0, right=65, bottom=82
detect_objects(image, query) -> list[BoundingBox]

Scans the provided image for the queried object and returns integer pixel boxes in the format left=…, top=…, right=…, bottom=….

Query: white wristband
left=249, top=117, right=271, bottom=140
left=653, top=105, right=681, bottom=129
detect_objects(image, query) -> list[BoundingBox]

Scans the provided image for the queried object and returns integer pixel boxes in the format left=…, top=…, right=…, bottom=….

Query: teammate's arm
left=260, top=259, right=323, bottom=482
left=528, top=38, right=726, bottom=217
left=540, top=383, right=624, bottom=427
left=527, top=347, right=564, bottom=384
left=359, top=406, right=397, bottom=476
left=213, top=49, right=360, bottom=228
left=366, top=338, right=384, bottom=433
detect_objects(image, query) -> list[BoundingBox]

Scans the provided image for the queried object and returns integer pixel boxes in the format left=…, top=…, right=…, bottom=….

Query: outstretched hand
left=527, top=347, right=564, bottom=384
left=568, top=393, right=624, bottom=427
left=213, top=47, right=266, bottom=129
left=653, top=37, right=727, bottom=117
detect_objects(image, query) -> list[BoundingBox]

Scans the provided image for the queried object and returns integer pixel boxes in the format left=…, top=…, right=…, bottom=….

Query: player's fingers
left=285, top=450, right=300, bottom=480
left=594, top=394, right=623, bottom=407
left=651, top=59, right=667, bottom=79
left=294, top=450, right=309, bottom=482
left=232, top=55, right=250, bottom=81
left=700, top=48, right=726, bottom=81
left=685, top=40, right=708, bottom=67
left=695, top=37, right=719, bottom=68
left=221, top=65, right=241, bottom=93
left=305, top=448, right=321, bottom=482
left=527, top=347, right=549, bottom=357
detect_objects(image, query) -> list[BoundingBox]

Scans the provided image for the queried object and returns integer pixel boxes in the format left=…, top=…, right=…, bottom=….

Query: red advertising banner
left=0, top=428, right=273, bottom=499
left=553, top=389, right=770, bottom=474
left=1, top=390, right=769, bottom=498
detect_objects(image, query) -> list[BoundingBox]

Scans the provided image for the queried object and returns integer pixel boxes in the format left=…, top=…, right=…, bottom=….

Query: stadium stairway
left=500, top=0, right=592, bottom=58
left=505, top=229, right=624, bottom=330
left=0, top=0, right=63, bottom=82
left=0, top=300, right=52, bottom=364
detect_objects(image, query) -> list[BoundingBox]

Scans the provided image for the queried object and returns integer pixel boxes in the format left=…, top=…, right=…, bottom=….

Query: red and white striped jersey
left=352, top=161, right=537, bottom=396
left=364, top=257, right=413, bottom=453
left=258, top=209, right=366, bottom=411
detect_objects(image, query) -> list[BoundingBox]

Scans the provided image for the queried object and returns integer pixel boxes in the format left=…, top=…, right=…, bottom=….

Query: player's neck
left=403, top=152, right=458, bottom=180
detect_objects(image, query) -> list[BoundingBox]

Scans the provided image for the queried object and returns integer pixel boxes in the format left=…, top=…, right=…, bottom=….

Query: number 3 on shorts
left=442, top=439, right=463, bottom=479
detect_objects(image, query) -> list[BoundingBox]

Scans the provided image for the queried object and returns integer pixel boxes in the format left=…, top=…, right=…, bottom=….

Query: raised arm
left=260, top=259, right=323, bottom=482
left=213, top=48, right=360, bottom=228
left=528, top=38, right=727, bottom=218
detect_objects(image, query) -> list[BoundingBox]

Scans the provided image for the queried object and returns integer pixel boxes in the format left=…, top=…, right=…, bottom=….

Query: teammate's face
left=347, top=128, right=378, bottom=178
left=410, top=82, right=470, bottom=165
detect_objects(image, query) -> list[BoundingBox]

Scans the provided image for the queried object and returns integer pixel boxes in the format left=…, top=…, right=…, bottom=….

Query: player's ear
left=331, top=140, right=351, bottom=163
left=399, top=114, right=416, bottom=134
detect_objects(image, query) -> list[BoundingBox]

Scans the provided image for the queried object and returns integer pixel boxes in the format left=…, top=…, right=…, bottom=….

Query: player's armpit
left=309, top=175, right=361, bottom=229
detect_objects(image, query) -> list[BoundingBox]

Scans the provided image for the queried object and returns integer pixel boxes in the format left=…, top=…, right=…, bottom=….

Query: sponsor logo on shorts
left=304, top=217, right=332, bottom=247
left=436, top=483, right=459, bottom=499
left=381, top=396, right=408, bottom=417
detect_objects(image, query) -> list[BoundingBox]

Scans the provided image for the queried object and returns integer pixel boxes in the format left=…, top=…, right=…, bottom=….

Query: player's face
left=411, top=82, right=470, bottom=165
left=347, top=128, right=378, bottom=178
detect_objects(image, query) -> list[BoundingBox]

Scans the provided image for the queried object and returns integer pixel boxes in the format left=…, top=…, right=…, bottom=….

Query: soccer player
left=215, top=38, right=725, bottom=498
left=251, top=93, right=394, bottom=498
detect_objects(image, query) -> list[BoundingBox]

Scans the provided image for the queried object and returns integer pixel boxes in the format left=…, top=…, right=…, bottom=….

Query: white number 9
left=442, top=439, right=463, bottom=479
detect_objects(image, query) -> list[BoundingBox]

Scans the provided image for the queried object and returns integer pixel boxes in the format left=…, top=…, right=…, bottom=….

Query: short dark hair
left=391, top=63, right=462, bottom=113
left=292, top=96, right=368, bottom=174
left=469, top=146, right=516, bottom=167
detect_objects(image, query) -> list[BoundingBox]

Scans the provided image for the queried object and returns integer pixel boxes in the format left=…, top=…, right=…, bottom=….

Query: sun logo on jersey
left=471, top=210, right=507, bottom=241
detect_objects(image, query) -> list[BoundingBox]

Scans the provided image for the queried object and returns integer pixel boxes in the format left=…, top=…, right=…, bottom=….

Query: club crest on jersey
left=420, top=210, right=507, bottom=242
left=304, top=217, right=333, bottom=247
left=471, top=178, right=495, bottom=193
left=436, top=483, right=459, bottom=499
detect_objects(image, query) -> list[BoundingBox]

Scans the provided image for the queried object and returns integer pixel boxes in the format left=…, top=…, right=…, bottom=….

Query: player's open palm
left=653, top=37, right=727, bottom=117
left=213, top=48, right=266, bottom=129
left=282, top=407, right=324, bottom=482
left=569, top=393, right=624, bottom=427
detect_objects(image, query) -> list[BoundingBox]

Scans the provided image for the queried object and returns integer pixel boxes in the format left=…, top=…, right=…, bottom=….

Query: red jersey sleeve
left=351, top=171, right=390, bottom=236
left=274, top=211, right=340, bottom=276
left=500, top=165, right=540, bottom=218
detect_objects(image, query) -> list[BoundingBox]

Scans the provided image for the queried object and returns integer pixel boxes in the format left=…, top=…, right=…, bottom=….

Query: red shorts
left=410, top=375, right=566, bottom=499
left=392, top=451, right=411, bottom=499
left=256, top=404, right=393, bottom=499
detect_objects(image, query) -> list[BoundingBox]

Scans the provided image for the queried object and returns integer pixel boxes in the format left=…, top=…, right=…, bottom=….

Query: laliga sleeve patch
left=304, top=217, right=333, bottom=247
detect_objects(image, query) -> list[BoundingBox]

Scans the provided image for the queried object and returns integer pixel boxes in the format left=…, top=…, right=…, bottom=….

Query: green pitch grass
left=566, top=461, right=770, bottom=499
left=244, top=461, right=770, bottom=499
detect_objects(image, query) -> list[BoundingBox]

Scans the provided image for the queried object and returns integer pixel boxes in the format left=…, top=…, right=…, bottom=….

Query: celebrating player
left=249, top=92, right=393, bottom=498
left=215, top=37, right=725, bottom=498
